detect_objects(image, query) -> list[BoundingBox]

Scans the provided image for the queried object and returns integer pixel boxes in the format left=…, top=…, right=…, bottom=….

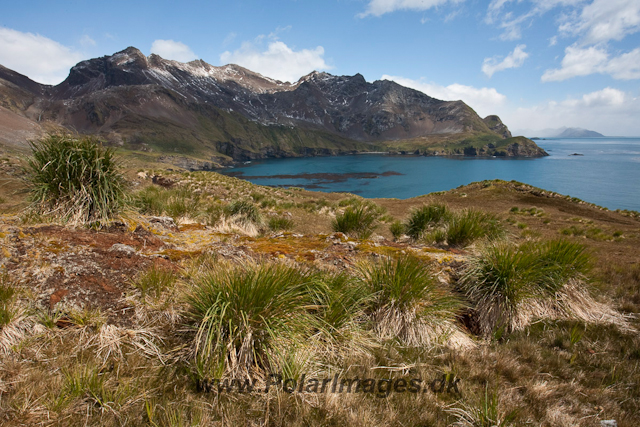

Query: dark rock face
left=45, top=48, right=491, bottom=142
left=0, top=47, right=546, bottom=161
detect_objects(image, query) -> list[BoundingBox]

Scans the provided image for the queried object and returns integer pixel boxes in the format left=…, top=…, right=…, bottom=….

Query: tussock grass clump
left=224, top=199, right=262, bottom=225
left=202, top=204, right=223, bottom=226
left=356, top=256, right=463, bottom=346
left=314, top=273, right=368, bottom=333
left=404, top=203, right=450, bottom=240
left=310, top=273, right=376, bottom=360
left=445, top=209, right=503, bottom=247
left=459, top=239, right=613, bottom=336
left=268, top=216, right=294, bottom=232
left=389, top=220, right=405, bottom=240
left=402, top=204, right=502, bottom=247
left=332, top=205, right=380, bottom=239
left=184, top=262, right=316, bottom=377
left=25, top=134, right=126, bottom=224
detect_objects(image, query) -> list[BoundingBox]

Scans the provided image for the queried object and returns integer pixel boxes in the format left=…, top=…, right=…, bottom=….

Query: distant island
left=523, top=127, right=605, bottom=139
left=555, top=128, right=604, bottom=138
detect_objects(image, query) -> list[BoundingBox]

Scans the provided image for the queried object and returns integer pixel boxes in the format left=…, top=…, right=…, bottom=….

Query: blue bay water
left=220, top=137, right=640, bottom=212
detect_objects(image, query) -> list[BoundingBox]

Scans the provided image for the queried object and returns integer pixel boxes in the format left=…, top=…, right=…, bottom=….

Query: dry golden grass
left=0, top=168, right=638, bottom=426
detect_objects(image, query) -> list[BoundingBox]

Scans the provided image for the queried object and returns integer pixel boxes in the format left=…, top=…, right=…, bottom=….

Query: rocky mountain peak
left=0, top=46, right=546, bottom=161
left=483, top=115, right=512, bottom=139
left=111, top=47, right=148, bottom=67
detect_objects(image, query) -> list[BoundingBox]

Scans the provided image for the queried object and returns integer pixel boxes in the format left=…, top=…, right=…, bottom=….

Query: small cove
left=220, top=137, right=640, bottom=211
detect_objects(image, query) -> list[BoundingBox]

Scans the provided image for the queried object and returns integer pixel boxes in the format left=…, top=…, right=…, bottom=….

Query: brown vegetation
left=0, top=161, right=639, bottom=426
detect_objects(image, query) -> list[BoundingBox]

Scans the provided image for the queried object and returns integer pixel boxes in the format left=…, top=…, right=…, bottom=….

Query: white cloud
left=573, top=87, right=625, bottom=106
left=505, top=87, right=640, bottom=136
left=221, top=40, right=331, bottom=83
left=606, top=48, right=640, bottom=79
left=560, top=0, right=640, bottom=44
left=358, top=0, right=462, bottom=18
left=542, top=45, right=640, bottom=81
left=542, top=45, right=607, bottom=81
left=381, top=75, right=507, bottom=117
left=485, top=0, right=584, bottom=40
left=0, top=27, right=84, bottom=85
left=482, top=44, right=529, bottom=78
left=150, top=39, right=197, bottom=62
left=80, top=35, right=96, bottom=47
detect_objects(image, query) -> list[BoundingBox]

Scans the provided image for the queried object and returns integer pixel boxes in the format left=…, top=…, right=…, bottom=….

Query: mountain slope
left=0, top=47, right=546, bottom=166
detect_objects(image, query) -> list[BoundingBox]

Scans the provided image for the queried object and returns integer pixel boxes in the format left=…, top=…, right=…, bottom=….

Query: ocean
left=220, top=137, right=640, bottom=212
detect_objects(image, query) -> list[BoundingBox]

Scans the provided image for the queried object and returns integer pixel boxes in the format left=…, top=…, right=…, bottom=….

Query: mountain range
left=0, top=47, right=546, bottom=168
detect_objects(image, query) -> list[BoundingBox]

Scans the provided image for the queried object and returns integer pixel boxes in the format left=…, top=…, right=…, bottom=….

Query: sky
left=1, top=0, right=639, bottom=136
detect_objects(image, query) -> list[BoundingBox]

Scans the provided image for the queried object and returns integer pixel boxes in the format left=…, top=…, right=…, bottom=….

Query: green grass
left=332, top=205, right=380, bottom=239
left=132, top=264, right=178, bottom=301
left=0, top=273, right=16, bottom=327
left=183, top=262, right=317, bottom=376
left=134, top=185, right=201, bottom=222
left=389, top=220, right=405, bottom=240
left=134, top=186, right=168, bottom=215
left=460, top=239, right=593, bottom=335
left=268, top=216, right=294, bottom=232
left=25, top=134, right=126, bottom=224
left=202, top=204, right=223, bottom=226
left=445, top=209, right=503, bottom=247
left=223, top=200, right=262, bottom=225
left=404, top=204, right=449, bottom=240
left=356, top=256, right=461, bottom=345
left=534, top=239, right=592, bottom=293
left=314, top=272, right=369, bottom=333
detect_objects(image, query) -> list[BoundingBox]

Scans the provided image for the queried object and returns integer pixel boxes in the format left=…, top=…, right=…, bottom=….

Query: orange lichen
left=179, top=223, right=207, bottom=232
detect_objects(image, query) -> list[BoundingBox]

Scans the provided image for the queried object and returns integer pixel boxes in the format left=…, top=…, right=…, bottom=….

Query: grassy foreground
left=0, top=147, right=639, bottom=426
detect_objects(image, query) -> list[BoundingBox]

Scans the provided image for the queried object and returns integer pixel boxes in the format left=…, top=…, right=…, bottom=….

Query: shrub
left=356, top=256, right=461, bottom=345
left=25, top=134, right=126, bottom=224
left=332, top=205, right=379, bottom=239
left=268, top=216, right=294, bottom=232
left=445, top=209, right=503, bottom=247
left=404, top=204, right=449, bottom=240
left=184, top=262, right=316, bottom=375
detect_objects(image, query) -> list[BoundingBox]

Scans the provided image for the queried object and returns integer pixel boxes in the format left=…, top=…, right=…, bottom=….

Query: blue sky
left=1, top=0, right=639, bottom=135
